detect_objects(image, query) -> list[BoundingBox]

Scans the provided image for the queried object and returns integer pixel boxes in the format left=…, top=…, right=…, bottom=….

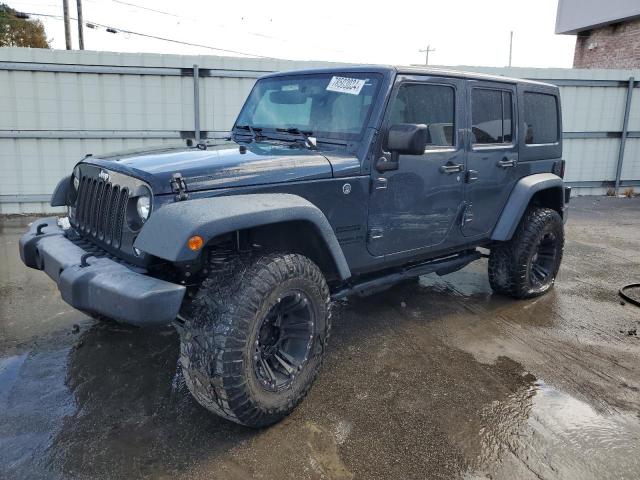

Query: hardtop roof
left=262, top=65, right=557, bottom=89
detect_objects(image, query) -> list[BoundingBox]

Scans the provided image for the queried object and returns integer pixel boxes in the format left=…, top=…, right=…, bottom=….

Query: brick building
left=556, top=0, right=640, bottom=69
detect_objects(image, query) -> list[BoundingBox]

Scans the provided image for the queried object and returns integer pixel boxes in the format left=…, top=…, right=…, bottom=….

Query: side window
left=472, top=89, right=513, bottom=145
left=388, top=83, right=455, bottom=147
left=524, top=93, right=559, bottom=144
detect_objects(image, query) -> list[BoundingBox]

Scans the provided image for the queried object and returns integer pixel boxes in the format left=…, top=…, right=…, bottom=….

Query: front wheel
left=177, top=252, right=331, bottom=427
left=488, top=207, right=564, bottom=299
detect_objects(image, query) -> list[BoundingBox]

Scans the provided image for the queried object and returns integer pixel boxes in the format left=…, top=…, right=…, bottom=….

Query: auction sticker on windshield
left=326, top=76, right=366, bottom=95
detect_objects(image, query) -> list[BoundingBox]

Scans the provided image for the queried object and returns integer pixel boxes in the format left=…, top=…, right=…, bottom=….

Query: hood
left=84, top=142, right=335, bottom=195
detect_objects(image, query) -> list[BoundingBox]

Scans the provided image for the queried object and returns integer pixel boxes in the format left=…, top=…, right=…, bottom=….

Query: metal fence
left=0, top=48, right=338, bottom=214
left=1, top=48, right=639, bottom=213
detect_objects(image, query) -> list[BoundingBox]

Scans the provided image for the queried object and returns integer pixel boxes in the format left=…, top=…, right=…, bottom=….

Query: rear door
left=463, top=81, right=519, bottom=237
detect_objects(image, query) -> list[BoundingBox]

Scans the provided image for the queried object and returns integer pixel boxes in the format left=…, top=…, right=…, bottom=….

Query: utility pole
left=76, top=0, right=85, bottom=50
left=419, top=45, right=436, bottom=66
left=62, top=0, right=72, bottom=49
left=508, top=31, right=513, bottom=67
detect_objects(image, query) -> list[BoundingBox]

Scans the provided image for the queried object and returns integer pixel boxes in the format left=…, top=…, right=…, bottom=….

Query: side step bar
left=332, top=250, right=481, bottom=300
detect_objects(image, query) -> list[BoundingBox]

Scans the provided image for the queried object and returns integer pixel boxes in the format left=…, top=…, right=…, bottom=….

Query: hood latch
left=170, top=173, right=189, bottom=201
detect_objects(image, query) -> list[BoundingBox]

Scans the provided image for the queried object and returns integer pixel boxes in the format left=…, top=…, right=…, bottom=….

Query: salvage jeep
left=19, top=66, right=570, bottom=427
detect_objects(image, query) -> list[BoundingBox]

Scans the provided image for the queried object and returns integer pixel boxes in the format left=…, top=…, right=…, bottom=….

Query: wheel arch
left=134, top=193, right=351, bottom=281
left=241, top=220, right=346, bottom=283
left=50, top=175, right=72, bottom=206
left=491, top=173, right=564, bottom=241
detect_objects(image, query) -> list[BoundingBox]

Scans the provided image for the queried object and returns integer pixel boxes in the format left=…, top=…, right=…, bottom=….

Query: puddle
left=470, top=379, right=640, bottom=479
left=0, top=350, right=75, bottom=480
left=419, top=265, right=491, bottom=298
left=0, top=353, right=28, bottom=405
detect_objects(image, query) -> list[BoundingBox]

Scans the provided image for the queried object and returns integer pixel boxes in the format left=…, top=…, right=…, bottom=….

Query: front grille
left=75, top=175, right=129, bottom=249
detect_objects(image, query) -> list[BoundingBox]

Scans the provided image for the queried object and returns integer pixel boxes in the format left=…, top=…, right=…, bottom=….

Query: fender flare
left=50, top=175, right=72, bottom=207
left=135, top=193, right=351, bottom=280
left=491, top=173, right=564, bottom=241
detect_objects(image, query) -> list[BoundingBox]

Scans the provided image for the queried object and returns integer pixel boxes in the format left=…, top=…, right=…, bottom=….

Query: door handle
left=373, top=177, right=388, bottom=190
left=440, top=162, right=464, bottom=174
left=497, top=158, right=517, bottom=168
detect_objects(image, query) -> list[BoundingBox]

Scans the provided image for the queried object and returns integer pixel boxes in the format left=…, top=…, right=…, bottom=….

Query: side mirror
left=387, top=123, right=428, bottom=155
left=375, top=123, right=428, bottom=172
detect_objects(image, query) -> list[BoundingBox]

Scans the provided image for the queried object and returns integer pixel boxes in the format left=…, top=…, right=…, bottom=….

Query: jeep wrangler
left=19, top=67, right=570, bottom=427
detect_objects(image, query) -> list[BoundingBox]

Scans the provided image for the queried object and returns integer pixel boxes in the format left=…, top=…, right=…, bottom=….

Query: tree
left=0, top=3, right=50, bottom=48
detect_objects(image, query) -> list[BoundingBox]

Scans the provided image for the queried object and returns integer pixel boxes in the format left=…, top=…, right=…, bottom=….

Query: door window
left=388, top=83, right=455, bottom=147
left=472, top=89, right=513, bottom=145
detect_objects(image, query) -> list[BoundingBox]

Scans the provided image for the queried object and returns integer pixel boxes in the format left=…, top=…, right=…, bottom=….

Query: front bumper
left=19, top=217, right=186, bottom=326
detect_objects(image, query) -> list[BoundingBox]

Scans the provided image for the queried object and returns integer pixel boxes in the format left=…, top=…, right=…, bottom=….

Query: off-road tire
left=488, top=207, right=564, bottom=299
left=487, top=246, right=511, bottom=295
left=176, top=252, right=331, bottom=427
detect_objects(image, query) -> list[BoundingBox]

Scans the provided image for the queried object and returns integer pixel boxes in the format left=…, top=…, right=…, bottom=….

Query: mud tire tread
left=177, top=251, right=331, bottom=427
left=488, top=207, right=564, bottom=299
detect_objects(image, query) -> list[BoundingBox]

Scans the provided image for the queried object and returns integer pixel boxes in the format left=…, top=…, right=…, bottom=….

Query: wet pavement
left=1, top=195, right=639, bottom=479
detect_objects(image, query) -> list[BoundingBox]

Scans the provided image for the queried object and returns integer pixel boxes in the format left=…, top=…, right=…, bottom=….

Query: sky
left=6, top=0, right=577, bottom=68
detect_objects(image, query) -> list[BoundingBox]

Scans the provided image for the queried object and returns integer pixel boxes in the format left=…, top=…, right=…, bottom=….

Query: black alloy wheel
left=253, top=291, right=315, bottom=392
left=529, top=231, right=558, bottom=288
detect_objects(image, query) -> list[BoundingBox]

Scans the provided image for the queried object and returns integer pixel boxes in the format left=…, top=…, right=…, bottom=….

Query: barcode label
left=326, top=76, right=366, bottom=95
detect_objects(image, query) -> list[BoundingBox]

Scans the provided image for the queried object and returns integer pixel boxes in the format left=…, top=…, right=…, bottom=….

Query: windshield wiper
left=234, top=124, right=263, bottom=142
left=276, top=128, right=317, bottom=150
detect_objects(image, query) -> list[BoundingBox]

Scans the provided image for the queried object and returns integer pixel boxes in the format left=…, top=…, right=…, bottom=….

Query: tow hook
left=79, top=253, right=96, bottom=268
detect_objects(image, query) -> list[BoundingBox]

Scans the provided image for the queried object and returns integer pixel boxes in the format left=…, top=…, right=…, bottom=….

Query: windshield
left=235, top=73, right=382, bottom=141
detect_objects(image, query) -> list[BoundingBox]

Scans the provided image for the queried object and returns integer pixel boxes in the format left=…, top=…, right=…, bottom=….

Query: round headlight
left=136, top=195, right=151, bottom=222
left=72, top=166, right=80, bottom=190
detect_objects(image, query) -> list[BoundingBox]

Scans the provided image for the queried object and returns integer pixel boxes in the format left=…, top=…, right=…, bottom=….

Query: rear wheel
left=177, top=251, right=330, bottom=427
left=489, top=207, right=564, bottom=299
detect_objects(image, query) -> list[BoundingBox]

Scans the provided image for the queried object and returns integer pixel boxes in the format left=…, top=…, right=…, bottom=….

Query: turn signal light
left=187, top=235, right=204, bottom=251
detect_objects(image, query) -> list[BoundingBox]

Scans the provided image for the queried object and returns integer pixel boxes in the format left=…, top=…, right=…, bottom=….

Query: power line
left=20, top=11, right=275, bottom=58
left=110, top=0, right=181, bottom=18
left=90, top=0, right=344, bottom=56
left=105, top=1, right=291, bottom=46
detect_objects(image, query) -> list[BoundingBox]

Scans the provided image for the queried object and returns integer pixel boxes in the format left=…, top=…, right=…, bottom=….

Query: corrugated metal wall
left=1, top=48, right=639, bottom=213
left=0, top=48, right=338, bottom=214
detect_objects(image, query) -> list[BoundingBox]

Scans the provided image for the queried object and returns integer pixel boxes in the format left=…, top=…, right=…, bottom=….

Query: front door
left=367, top=75, right=466, bottom=257
left=463, top=81, right=519, bottom=237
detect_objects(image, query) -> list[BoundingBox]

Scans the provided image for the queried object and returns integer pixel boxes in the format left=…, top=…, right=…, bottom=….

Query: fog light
left=133, top=247, right=142, bottom=256
left=187, top=235, right=204, bottom=251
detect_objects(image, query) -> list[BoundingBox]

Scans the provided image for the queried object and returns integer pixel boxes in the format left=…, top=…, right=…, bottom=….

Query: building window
left=472, top=89, right=513, bottom=145
left=388, top=83, right=455, bottom=147
left=524, top=93, right=559, bottom=144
